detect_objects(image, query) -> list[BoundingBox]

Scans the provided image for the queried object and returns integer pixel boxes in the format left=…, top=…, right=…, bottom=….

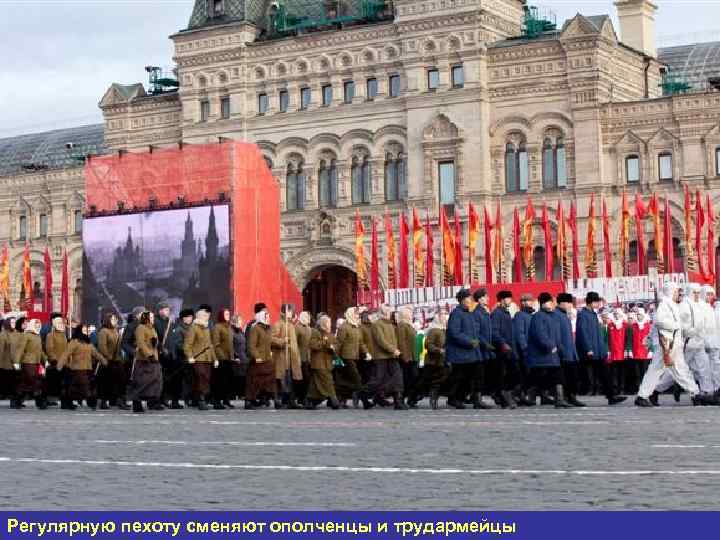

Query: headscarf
left=344, top=307, right=360, bottom=327
left=380, top=304, right=393, bottom=320
left=298, top=311, right=311, bottom=326
left=25, top=319, right=41, bottom=335
left=662, top=281, right=679, bottom=300
left=255, top=310, right=269, bottom=326
left=398, top=306, right=413, bottom=324
left=611, top=308, right=625, bottom=329
left=430, top=311, right=448, bottom=330
left=194, top=309, right=210, bottom=328
left=635, top=307, right=648, bottom=329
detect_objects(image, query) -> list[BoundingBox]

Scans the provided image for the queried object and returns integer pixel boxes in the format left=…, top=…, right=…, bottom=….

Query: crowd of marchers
left=0, top=282, right=718, bottom=412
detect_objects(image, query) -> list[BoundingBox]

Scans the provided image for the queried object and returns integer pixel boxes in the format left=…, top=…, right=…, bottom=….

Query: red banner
left=664, top=197, right=675, bottom=274
left=425, top=212, right=434, bottom=287
left=43, top=248, right=53, bottom=313
left=602, top=195, right=612, bottom=278
left=399, top=211, right=410, bottom=289
left=569, top=201, right=580, bottom=280
left=708, top=193, right=716, bottom=281
left=512, top=207, right=522, bottom=283
left=635, top=193, right=647, bottom=276
left=542, top=204, right=553, bottom=280
left=483, top=206, right=493, bottom=284
left=454, top=212, right=464, bottom=286
left=696, top=189, right=706, bottom=278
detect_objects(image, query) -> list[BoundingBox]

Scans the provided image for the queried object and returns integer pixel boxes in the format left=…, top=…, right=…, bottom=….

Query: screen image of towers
left=82, top=204, right=231, bottom=324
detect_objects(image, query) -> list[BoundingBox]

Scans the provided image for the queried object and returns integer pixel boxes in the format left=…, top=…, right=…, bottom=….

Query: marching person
left=702, top=285, right=720, bottom=397
left=167, top=308, right=195, bottom=406
left=396, top=307, right=418, bottom=408
left=13, top=319, right=47, bottom=409
left=246, top=306, right=280, bottom=410
left=608, top=308, right=627, bottom=397
left=294, top=311, right=313, bottom=404
left=0, top=318, right=17, bottom=407
left=629, top=308, right=652, bottom=393
left=96, top=313, right=128, bottom=410
left=527, top=293, right=570, bottom=408
left=127, top=311, right=163, bottom=413
left=470, top=288, right=495, bottom=409
left=678, top=283, right=715, bottom=401
left=636, top=282, right=704, bottom=407
left=364, top=304, right=406, bottom=410
left=184, top=305, right=218, bottom=411
left=211, top=307, right=235, bottom=409
left=57, top=324, right=106, bottom=410
left=155, top=302, right=183, bottom=410
left=358, top=310, right=376, bottom=387
left=513, top=293, right=535, bottom=405
left=491, top=290, right=521, bottom=408
left=576, top=292, right=627, bottom=406
left=416, top=310, right=449, bottom=410
left=554, top=293, right=585, bottom=407
left=334, top=307, right=371, bottom=409
left=306, top=314, right=340, bottom=410
left=43, top=313, right=67, bottom=407
left=271, top=304, right=303, bottom=409
left=230, top=315, right=249, bottom=403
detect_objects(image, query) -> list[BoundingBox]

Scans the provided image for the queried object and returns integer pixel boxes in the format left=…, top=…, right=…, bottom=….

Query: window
left=541, top=137, right=567, bottom=189
left=258, top=93, right=268, bottom=115
left=626, top=155, right=640, bottom=183
left=39, top=214, right=48, bottom=238
left=318, top=160, right=338, bottom=208
left=220, top=96, right=230, bottom=119
left=427, top=68, right=440, bottom=90
left=322, top=84, right=333, bottom=106
left=300, top=87, right=311, bottom=110
left=366, top=78, right=378, bottom=100
left=343, top=81, right=355, bottom=104
left=74, top=210, right=83, bottom=234
left=19, top=215, right=27, bottom=241
left=279, top=90, right=289, bottom=113
left=212, top=0, right=224, bottom=16
left=200, top=100, right=210, bottom=122
left=439, top=161, right=456, bottom=208
left=286, top=164, right=306, bottom=211
left=389, top=74, right=401, bottom=97
left=505, top=142, right=529, bottom=193
left=658, top=152, right=673, bottom=182
left=385, top=153, right=407, bottom=202
left=715, top=147, right=720, bottom=176
left=451, top=65, right=464, bottom=88
left=351, top=156, right=371, bottom=204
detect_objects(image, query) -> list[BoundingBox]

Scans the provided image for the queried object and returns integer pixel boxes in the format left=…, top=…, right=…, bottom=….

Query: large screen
left=82, top=204, right=231, bottom=324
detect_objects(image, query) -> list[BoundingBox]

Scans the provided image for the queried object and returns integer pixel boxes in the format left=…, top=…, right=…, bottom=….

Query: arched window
left=384, top=152, right=407, bottom=202
left=542, top=137, right=568, bottom=189
left=658, top=152, right=673, bottom=182
left=73, top=210, right=83, bottom=234
left=626, top=154, right=640, bottom=183
left=351, top=156, right=371, bottom=204
left=505, top=141, right=529, bottom=193
left=318, top=159, right=338, bottom=208
left=285, top=163, right=306, bottom=211
left=715, top=147, right=720, bottom=176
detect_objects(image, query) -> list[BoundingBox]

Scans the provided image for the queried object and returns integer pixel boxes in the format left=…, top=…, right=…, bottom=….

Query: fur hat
left=253, top=302, right=267, bottom=314
left=456, top=288, right=472, bottom=303
left=472, top=288, right=488, bottom=302
left=50, top=312, right=63, bottom=321
left=156, top=301, right=171, bottom=311
left=197, top=304, right=212, bottom=314
left=179, top=308, right=194, bottom=319
left=538, top=292, right=554, bottom=306
left=496, top=290, right=513, bottom=302
left=585, top=292, right=601, bottom=304
left=557, top=293, right=574, bottom=304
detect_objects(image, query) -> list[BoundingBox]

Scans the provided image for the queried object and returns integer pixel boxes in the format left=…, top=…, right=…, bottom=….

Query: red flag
left=493, top=202, right=503, bottom=282
left=542, top=204, right=554, bottom=280
left=648, top=193, right=664, bottom=271
left=371, top=217, right=380, bottom=292
left=412, top=208, right=424, bottom=287
left=43, top=247, right=53, bottom=313
left=708, top=193, right=716, bottom=280
left=696, top=189, right=705, bottom=277
left=664, top=197, right=675, bottom=274
left=468, top=202, right=480, bottom=283
left=569, top=202, right=580, bottom=280
left=0, top=244, right=9, bottom=310
left=399, top=212, right=410, bottom=289
left=355, top=210, right=368, bottom=289
left=61, top=250, right=69, bottom=317
left=523, top=197, right=536, bottom=281
left=425, top=212, right=434, bottom=287
left=483, top=206, right=493, bottom=284
left=586, top=194, right=597, bottom=278
left=454, top=212, right=464, bottom=285
left=684, top=185, right=692, bottom=268
left=602, top=196, right=612, bottom=278
left=620, top=191, right=631, bottom=275
left=513, top=207, right=522, bottom=283
left=635, top=193, right=647, bottom=276
left=440, top=206, right=455, bottom=286
left=556, top=201, right=566, bottom=279
left=22, top=244, right=32, bottom=310
left=384, top=211, right=397, bottom=289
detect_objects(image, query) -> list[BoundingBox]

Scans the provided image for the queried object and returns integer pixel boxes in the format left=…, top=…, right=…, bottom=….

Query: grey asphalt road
left=0, top=396, right=718, bottom=510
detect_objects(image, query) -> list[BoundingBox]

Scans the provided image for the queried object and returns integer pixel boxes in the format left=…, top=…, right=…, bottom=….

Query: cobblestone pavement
left=0, top=396, right=718, bottom=510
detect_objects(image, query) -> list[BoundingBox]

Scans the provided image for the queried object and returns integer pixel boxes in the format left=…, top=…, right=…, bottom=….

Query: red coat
left=631, top=322, right=651, bottom=360
left=608, top=322, right=626, bottom=362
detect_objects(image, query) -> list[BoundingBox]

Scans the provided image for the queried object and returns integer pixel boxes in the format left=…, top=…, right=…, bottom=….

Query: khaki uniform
left=45, top=330, right=68, bottom=362
left=424, top=329, right=446, bottom=367
left=334, top=323, right=365, bottom=401
left=14, top=333, right=47, bottom=365
left=271, top=318, right=302, bottom=381
left=127, top=323, right=162, bottom=401
left=97, top=328, right=123, bottom=363
left=396, top=322, right=417, bottom=363
left=246, top=323, right=278, bottom=400
left=296, top=324, right=312, bottom=364
left=57, top=341, right=105, bottom=371
left=0, top=331, right=12, bottom=370
left=96, top=327, right=125, bottom=403
left=135, top=324, right=159, bottom=362
left=307, top=329, right=337, bottom=400
left=185, top=322, right=217, bottom=399
left=211, top=322, right=233, bottom=361
left=372, top=319, right=399, bottom=360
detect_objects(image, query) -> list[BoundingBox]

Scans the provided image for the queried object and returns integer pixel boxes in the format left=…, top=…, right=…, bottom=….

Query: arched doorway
left=302, top=265, right=357, bottom=321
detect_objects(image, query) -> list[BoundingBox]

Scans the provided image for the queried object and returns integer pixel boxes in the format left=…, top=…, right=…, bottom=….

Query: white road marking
left=1, top=456, right=720, bottom=476
left=93, top=440, right=356, bottom=447
left=652, top=444, right=720, bottom=449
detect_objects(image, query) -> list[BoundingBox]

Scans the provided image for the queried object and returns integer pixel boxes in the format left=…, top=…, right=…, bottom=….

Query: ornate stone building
left=4, top=0, right=720, bottom=318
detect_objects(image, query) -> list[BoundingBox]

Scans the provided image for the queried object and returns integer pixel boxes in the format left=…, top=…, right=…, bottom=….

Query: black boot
left=197, top=400, right=209, bottom=411
left=132, top=400, right=144, bottom=413
left=288, top=398, right=304, bottom=410
left=35, top=397, right=48, bottom=410
left=9, top=398, right=19, bottom=409
left=304, top=399, right=317, bottom=410
left=328, top=397, right=341, bottom=410
left=352, top=392, right=360, bottom=409
left=359, top=392, right=375, bottom=410
left=149, top=400, right=165, bottom=411
left=635, top=396, right=653, bottom=407
left=60, top=399, right=77, bottom=411
left=273, top=398, right=283, bottom=410
left=117, top=401, right=130, bottom=410
left=213, top=400, right=227, bottom=410
left=554, top=385, right=571, bottom=409
left=649, top=391, right=660, bottom=407
left=500, top=390, right=517, bottom=410
left=374, top=395, right=391, bottom=407
left=673, top=384, right=682, bottom=402
left=99, top=400, right=109, bottom=410
left=429, top=390, right=439, bottom=410
left=567, top=394, right=586, bottom=407
left=171, top=400, right=185, bottom=410
left=222, top=400, right=234, bottom=409
left=539, top=390, right=555, bottom=405
left=449, top=396, right=466, bottom=409
left=515, top=392, right=535, bottom=407
left=393, top=393, right=408, bottom=410
left=607, top=395, right=628, bottom=406
left=524, top=388, right=538, bottom=406
left=244, top=400, right=255, bottom=410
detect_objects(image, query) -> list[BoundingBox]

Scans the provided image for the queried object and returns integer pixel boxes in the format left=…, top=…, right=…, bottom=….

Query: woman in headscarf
left=13, top=319, right=47, bottom=409
left=294, top=311, right=313, bottom=403
left=211, top=307, right=234, bottom=409
left=608, top=308, right=627, bottom=396
left=0, top=317, right=17, bottom=407
left=58, top=324, right=106, bottom=410
left=96, top=313, right=128, bottom=410
left=271, top=304, right=303, bottom=409
left=127, top=311, right=163, bottom=413
left=184, top=305, right=218, bottom=410
left=334, top=307, right=371, bottom=408
left=414, top=310, right=449, bottom=410
left=246, top=306, right=281, bottom=409
left=306, top=315, right=340, bottom=409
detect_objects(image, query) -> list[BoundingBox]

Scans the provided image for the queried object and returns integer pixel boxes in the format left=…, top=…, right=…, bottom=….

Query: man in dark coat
left=576, top=292, right=627, bottom=405
left=490, top=290, right=521, bottom=409
left=155, top=301, right=183, bottom=409
left=526, top=292, right=570, bottom=408
left=446, top=289, right=492, bottom=409
left=513, top=293, right=536, bottom=404
left=167, top=308, right=195, bottom=406
left=472, top=288, right=496, bottom=408
left=554, top=293, right=585, bottom=407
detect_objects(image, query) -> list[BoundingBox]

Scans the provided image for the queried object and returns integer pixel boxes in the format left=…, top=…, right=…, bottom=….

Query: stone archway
left=302, top=265, right=358, bottom=321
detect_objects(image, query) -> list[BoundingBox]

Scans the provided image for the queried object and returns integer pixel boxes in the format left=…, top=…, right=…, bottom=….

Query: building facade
left=4, top=0, right=720, bottom=319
